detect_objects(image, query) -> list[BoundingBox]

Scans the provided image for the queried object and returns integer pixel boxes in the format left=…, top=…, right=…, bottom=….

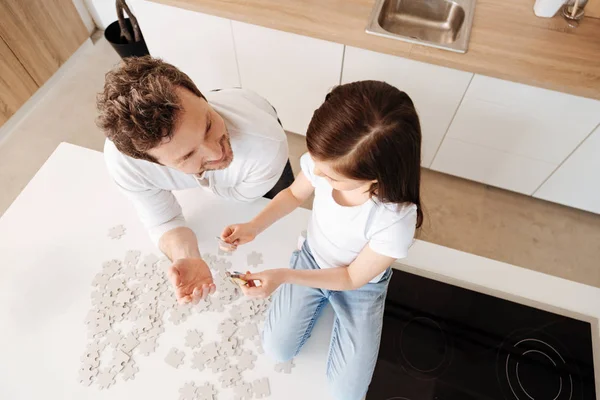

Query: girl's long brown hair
left=306, top=80, right=423, bottom=228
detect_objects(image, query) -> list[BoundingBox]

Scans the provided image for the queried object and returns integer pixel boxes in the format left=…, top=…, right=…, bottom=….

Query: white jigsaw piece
left=238, top=322, right=259, bottom=340
left=252, top=378, right=271, bottom=398
left=197, top=382, right=217, bottom=400
left=124, top=250, right=141, bottom=268
left=247, top=251, right=263, bottom=268
left=236, top=349, right=257, bottom=370
left=108, top=224, right=126, bottom=239
left=179, top=381, right=198, bottom=400
left=185, top=329, right=203, bottom=349
left=220, top=366, right=242, bottom=388
left=274, top=359, right=295, bottom=374
left=217, top=319, right=237, bottom=338
left=165, top=348, right=185, bottom=368
left=233, top=381, right=253, bottom=400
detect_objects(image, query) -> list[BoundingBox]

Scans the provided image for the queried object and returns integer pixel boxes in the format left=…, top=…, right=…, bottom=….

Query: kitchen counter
left=1, top=143, right=600, bottom=396
left=149, top=0, right=600, bottom=100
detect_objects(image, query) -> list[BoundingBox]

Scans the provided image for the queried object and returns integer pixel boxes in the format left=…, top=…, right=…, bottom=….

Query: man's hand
left=167, top=258, right=216, bottom=304
left=220, top=222, right=260, bottom=249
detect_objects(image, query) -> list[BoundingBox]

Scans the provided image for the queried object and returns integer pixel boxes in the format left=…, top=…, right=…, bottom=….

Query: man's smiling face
left=147, top=87, right=234, bottom=175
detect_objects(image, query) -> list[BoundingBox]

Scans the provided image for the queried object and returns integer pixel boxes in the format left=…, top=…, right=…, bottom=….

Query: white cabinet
left=130, top=0, right=240, bottom=92
left=431, top=75, right=600, bottom=194
left=231, top=21, right=344, bottom=135
left=341, top=46, right=473, bottom=167
left=534, top=126, right=600, bottom=214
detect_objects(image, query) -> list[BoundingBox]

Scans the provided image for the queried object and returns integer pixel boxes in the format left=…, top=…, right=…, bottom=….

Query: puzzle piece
left=169, top=304, right=192, bottom=325
left=218, top=319, right=237, bottom=338
left=109, top=304, right=131, bottom=322
left=179, top=382, right=198, bottom=400
left=165, top=348, right=185, bottom=369
left=118, top=333, right=140, bottom=355
left=238, top=322, right=259, bottom=340
left=233, top=381, right=253, bottom=400
left=274, top=359, right=295, bottom=374
left=220, top=366, right=242, bottom=388
left=92, top=272, right=111, bottom=288
left=236, top=349, right=257, bottom=370
left=135, top=314, right=154, bottom=332
left=114, top=289, right=134, bottom=305
left=209, top=296, right=226, bottom=313
left=108, top=224, right=126, bottom=239
left=218, top=337, right=239, bottom=357
left=137, top=338, right=158, bottom=356
left=78, top=365, right=98, bottom=386
left=212, top=258, right=232, bottom=273
left=209, top=356, right=229, bottom=373
left=80, top=350, right=100, bottom=369
left=185, top=329, right=203, bottom=349
left=121, top=358, right=139, bottom=381
left=124, top=250, right=141, bottom=268
left=111, top=349, right=131, bottom=372
left=102, top=260, right=122, bottom=276
left=96, top=369, right=117, bottom=390
left=252, top=378, right=271, bottom=398
left=104, top=330, right=123, bottom=347
left=254, top=337, right=264, bottom=354
left=105, top=277, right=126, bottom=295
left=247, top=251, right=263, bottom=268
left=197, top=382, right=217, bottom=400
left=202, top=342, right=220, bottom=359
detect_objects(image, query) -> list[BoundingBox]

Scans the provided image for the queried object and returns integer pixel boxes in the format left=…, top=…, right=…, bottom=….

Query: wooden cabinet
left=341, top=46, right=472, bottom=167
left=0, top=38, right=38, bottom=126
left=431, top=75, right=600, bottom=194
left=130, top=0, right=240, bottom=92
left=0, top=0, right=88, bottom=86
left=534, top=126, right=600, bottom=214
left=231, top=21, right=344, bottom=135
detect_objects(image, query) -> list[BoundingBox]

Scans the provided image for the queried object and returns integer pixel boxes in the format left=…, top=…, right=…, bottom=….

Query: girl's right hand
left=220, top=222, right=260, bottom=248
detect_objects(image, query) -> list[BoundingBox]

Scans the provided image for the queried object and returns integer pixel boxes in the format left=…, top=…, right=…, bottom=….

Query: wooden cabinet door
left=0, top=37, right=38, bottom=126
left=0, top=0, right=88, bottom=86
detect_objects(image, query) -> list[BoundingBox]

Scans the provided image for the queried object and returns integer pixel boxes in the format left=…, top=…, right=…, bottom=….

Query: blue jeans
left=262, top=242, right=392, bottom=400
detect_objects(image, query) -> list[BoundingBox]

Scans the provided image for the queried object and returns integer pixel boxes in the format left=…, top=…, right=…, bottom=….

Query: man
left=97, top=56, right=293, bottom=304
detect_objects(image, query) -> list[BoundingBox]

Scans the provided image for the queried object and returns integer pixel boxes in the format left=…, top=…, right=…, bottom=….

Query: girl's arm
left=243, top=245, right=396, bottom=297
left=221, top=172, right=314, bottom=245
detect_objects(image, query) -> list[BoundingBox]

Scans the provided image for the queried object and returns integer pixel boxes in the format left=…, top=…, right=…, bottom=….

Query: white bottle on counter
left=534, top=0, right=567, bottom=17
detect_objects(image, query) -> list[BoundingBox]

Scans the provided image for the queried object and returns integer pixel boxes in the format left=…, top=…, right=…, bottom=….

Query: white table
left=0, top=143, right=334, bottom=399
left=2, top=143, right=600, bottom=399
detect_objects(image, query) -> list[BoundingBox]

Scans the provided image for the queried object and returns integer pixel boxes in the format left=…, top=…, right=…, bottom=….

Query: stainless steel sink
left=366, top=0, right=476, bottom=53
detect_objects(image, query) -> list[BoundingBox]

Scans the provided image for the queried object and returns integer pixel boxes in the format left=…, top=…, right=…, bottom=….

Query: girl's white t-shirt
left=301, top=153, right=417, bottom=283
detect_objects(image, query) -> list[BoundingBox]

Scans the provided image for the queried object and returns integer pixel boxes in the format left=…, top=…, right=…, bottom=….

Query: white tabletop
left=0, top=143, right=334, bottom=399
left=2, top=143, right=600, bottom=399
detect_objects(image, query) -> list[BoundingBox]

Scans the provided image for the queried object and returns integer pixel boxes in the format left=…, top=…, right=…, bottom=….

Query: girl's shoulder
left=371, top=198, right=417, bottom=220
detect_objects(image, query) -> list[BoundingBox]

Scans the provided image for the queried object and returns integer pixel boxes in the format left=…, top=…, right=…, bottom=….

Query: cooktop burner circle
left=396, top=316, right=453, bottom=380
left=498, top=331, right=576, bottom=400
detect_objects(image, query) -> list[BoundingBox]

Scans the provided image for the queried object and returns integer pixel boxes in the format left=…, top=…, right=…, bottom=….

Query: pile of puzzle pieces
left=79, top=246, right=294, bottom=399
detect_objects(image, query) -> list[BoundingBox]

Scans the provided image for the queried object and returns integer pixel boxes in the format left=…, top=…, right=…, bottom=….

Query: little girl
left=221, top=80, right=423, bottom=400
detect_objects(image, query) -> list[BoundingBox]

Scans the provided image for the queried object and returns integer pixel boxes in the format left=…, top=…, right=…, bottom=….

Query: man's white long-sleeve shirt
left=103, top=88, right=288, bottom=245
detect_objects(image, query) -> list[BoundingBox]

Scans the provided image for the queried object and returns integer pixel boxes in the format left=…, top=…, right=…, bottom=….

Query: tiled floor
left=2, top=37, right=599, bottom=288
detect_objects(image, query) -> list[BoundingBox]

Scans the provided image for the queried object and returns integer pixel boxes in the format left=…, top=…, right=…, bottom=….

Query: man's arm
left=159, top=226, right=201, bottom=260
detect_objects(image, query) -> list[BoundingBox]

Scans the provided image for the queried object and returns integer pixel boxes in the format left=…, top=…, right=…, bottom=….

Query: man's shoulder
left=207, top=89, right=286, bottom=144
left=103, top=139, right=181, bottom=190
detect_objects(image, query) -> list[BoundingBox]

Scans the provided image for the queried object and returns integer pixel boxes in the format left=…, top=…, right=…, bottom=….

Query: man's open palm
left=167, top=258, right=216, bottom=304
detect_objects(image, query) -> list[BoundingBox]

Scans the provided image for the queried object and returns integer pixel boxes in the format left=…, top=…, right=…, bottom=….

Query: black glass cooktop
left=368, top=270, right=597, bottom=400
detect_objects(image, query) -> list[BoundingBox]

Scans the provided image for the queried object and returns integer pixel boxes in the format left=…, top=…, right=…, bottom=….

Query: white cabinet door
left=431, top=75, right=600, bottom=194
left=130, top=0, right=240, bottom=92
left=534, top=126, right=600, bottom=214
left=231, top=21, right=344, bottom=135
left=341, top=46, right=473, bottom=167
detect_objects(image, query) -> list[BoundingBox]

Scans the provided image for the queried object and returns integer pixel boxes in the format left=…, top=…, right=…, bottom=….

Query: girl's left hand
left=240, top=269, right=286, bottom=299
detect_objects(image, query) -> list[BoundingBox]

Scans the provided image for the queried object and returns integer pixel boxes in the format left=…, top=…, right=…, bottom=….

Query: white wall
left=85, top=0, right=118, bottom=29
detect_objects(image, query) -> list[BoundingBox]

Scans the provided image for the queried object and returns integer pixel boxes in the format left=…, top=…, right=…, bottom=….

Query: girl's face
left=312, top=156, right=375, bottom=193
